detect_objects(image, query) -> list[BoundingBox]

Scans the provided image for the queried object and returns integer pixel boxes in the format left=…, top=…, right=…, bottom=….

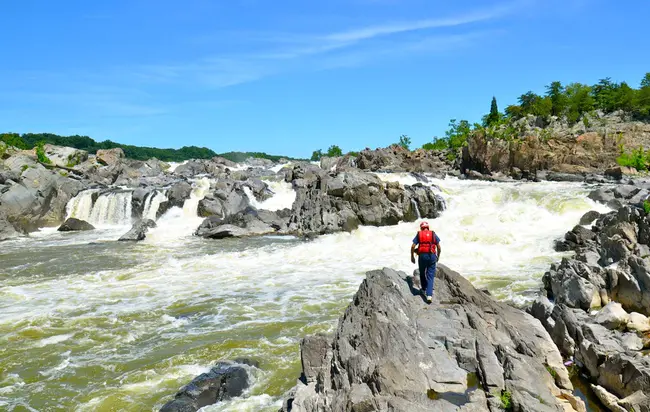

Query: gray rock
left=118, top=219, right=156, bottom=241
left=579, top=210, right=601, bottom=226
left=57, top=218, right=95, bottom=231
left=619, top=391, right=650, bottom=412
left=594, top=302, right=630, bottom=330
left=195, top=207, right=288, bottom=239
left=43, top=144, right=88, bottom=168
left=159, top=360, right=255, bottom=412
left=281, top=266, right=583, bottom=411
left=286, top=167, right=444, bottom=236
left=590, top=385, right=626, bottom=412
left=157, top=181, right=192, bottom=218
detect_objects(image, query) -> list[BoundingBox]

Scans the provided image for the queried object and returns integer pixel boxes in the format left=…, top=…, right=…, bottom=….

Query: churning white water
left=142, top=190, right=168, bottom=221
left=243, top=180, right=296, bottom=211
left=0, top=175, right=611, bottom=411
left=66, top=190, right=133, bottom=227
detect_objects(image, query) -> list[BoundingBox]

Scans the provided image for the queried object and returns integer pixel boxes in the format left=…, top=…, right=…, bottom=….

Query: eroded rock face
left=286, top=166, right=445, bottom=236
left=355, top=145, right=454, bottom=175
left=461, top=112, right=650, bottom=178
left=281, top=266, right=584, bottom=412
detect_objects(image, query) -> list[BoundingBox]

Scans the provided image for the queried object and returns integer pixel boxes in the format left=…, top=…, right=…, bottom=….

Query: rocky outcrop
left=57, top=217, right=95, bottom=231
left=286, top=165, right=445, bottom=235
left=0, top=159, right=84, bottom=232
left=461, top=113, right=650, bottom=179
left=532, top=189, right=650, bottom=410
left=43, top=144, right=88, bottom=168
left=156, top=181, right=193, bottom=218
left=355, top=145, right=455, bottom=175
left=160, top=359, right=258, bottom=412
left=195, top=207, right=290, bottom=239
left=119, top=219, right=156, bottom=241
left=197, top=180, right=250, bottom=218
left=281, top=266, right=584, bottom=412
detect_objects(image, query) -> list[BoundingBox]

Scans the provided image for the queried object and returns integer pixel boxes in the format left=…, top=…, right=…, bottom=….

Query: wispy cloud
left=324, top=3, right=514, bottom=42
left=132, top=2, right=519, bottom=88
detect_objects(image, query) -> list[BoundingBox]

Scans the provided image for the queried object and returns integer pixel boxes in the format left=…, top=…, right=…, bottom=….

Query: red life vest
left=418, top=230, right=437, bottom=254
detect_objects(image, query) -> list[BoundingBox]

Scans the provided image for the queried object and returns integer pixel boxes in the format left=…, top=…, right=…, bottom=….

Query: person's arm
left=411, top=234, right=419, bottom=263
left=435, top=234, right=441, bottom=260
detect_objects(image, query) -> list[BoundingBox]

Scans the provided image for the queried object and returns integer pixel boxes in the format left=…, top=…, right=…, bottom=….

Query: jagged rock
left=195, top=207, right=288, bottom=239
left=355, top=145, right=454, bottom=174
left=118, top=219, right=156, bottom=241
left=197, top=181, right=250, bottom=218
left=287, top=167, right=445, bottom=236
left=159, top=360, right=256, bottom=412
left=57, top=217, right=95, bottom=231
left=0, top=164, right=83, bottom=232
left=96, top=148, right=125, bottom=166
left=594, top=302, right=630, bottom=330
left=281, top=266, right=584, bottom=412
left=157, top=181, right=193, bottom=218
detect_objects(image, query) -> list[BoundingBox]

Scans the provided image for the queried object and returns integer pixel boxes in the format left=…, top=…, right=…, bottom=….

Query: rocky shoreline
left=4, top=137, right=650, bottom=411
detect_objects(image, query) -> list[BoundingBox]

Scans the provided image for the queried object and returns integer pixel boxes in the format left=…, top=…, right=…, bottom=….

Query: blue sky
left=2, top=0, right=649, bottom=158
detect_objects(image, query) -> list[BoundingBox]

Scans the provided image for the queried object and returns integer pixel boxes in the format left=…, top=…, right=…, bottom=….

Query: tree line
left=0, top=132, right=302, bottom=163
left=423, top=72, right=650, bottom=154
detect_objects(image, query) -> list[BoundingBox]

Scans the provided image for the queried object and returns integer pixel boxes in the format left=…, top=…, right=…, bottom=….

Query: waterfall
left=65, top=190, right=96, bottom=222
left=88, top=192, right=133, bottom=226
left=67, top=190, right=133, bottom=226
left=411, top=198, right=422, bottom=219
left=142, top=191, right=168, bottom=221
left=181, top=177, right=211, bottom=217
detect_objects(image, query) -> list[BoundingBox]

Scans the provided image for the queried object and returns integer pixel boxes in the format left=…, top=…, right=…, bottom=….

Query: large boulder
left=195, top=207, right=289, bottom=239
left=96, top=148, right=125, bottom=166
left=160, top=360, right=257, bottom=412
left=197, top=180, right=250, bottom=218
left=281, top=266, right=584, bottom=412
left=43, top=144, right=88, bottom=168
left=57, top=217, right=95, bottom=231
left=0, top=164, right=83, bottom=232
left=286, top=167, right=445, bottom=236
left=118, top=219, right=156, bottom=241
left=157, top=181, right=193, bottom=218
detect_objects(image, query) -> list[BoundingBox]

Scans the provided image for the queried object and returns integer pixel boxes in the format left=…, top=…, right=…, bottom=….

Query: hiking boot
left=426, top=295, right=433, bottom=303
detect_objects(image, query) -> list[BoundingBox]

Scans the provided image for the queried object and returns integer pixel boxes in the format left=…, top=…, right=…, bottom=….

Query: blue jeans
left=418, top=253, right=437, bottom=297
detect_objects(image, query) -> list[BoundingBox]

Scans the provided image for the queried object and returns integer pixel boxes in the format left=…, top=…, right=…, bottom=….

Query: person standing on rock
left=411, top=221, right=441, bottom=303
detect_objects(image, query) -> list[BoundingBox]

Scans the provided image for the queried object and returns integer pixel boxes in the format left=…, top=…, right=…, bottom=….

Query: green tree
left=565, top=83, right=595, bottom=124
left=504, top=104, right=524, bottom=119
left=518, top=92, right=552, bottom=117
left=593, top=78, right=618, bottom=113
left=546, top=81, right=567, bottom=117
left=614, top=82, right=637, bottom=113
left=326, top=145, right=343, bottom=157
left=486, top=97, right=500, bottom=126
left=445, top=119, right=472, bottom=151
left=311, top=149, right=323, bottom=161
left=638, top=73, right=650, bottom=117
left=398, top=134, right=411, bottom=150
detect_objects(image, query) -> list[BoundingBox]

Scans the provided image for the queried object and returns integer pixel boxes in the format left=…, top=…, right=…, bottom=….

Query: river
left=0, top=174, right=610, bottom=411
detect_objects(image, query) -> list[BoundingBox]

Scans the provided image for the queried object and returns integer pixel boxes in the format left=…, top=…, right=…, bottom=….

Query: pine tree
left=487, top=97, right=500, bottom=126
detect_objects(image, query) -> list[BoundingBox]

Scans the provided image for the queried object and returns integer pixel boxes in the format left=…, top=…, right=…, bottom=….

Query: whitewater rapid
left=0, top=175, right=611, bottom=411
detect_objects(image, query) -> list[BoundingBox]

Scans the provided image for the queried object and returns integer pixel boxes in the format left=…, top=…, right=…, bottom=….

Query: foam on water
left=0, top=176, right=612, bottom=410
left=243, top=180, right=296, bottom=211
